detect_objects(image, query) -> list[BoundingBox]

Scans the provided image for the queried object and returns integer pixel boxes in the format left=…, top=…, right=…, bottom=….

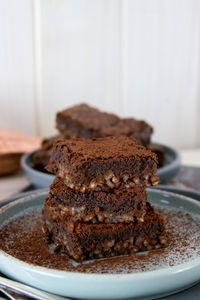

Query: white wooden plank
left=33, top=0, right=200, bottom=148
left=121, top=0, right=200, bottom=149
left=35, top=0, right=121, bottom=137
left=0, top=0, right=36, bottom=136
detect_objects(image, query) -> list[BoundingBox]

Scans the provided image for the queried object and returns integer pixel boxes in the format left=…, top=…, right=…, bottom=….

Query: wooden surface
left=0, top=129, right=41, bottom=175
left=0, top=0, right=200, bottom=148
left=0, top=129, right=41, bottom=154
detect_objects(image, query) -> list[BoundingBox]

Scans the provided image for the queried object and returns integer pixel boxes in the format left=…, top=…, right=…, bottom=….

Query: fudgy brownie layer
left=43, top=202, right=169, bottom=262
left=46, top=137, right=159, bottom=191
left=56, top=103, right=153, bottom=147
left=44, top=177, right=147, bottom=223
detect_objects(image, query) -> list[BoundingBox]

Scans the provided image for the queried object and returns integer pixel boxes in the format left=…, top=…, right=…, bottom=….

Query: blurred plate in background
left=156, top=144, right=181, bottom=183
left=21, top=152, right=54, bottom=188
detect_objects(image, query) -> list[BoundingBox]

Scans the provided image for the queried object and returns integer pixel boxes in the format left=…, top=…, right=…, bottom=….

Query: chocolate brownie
left=56, top=104, right=153, bottom=147
left=149, top=144, right=165, bottom=168
left=43, top=202, right=169, bottom=262
left=46, top=137, right=159, bottom=191
left=32, top=135, right=62, bottom=172
left=56, top=103, right=119, bottom=139
left=122, top=118, right=153, bottom=147
left=44, top=177, right=147, bottom=223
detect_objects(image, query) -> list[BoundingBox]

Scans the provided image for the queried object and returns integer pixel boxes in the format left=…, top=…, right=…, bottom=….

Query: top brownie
left=56, top=104, right=153, bottom=147
left=46, top=137, right=159, bottom=191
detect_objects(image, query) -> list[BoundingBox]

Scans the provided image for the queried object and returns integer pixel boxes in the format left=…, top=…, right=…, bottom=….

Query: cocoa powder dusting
left=0, top=206, right=200, bottom=274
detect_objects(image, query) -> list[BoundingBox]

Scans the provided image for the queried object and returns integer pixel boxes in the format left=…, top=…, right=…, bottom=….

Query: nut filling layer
left=45, top=204, right=146, bottom=224
left=58, top=167, right=159, bottom=192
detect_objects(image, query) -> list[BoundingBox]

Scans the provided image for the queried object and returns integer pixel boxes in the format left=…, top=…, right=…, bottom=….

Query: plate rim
left=20, top=152, right=54, bottom=179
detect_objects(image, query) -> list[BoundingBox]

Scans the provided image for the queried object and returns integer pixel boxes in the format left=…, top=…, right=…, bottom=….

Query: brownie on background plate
left=33, top=103, right=165, bottom=173
left=56, top=103, right=153, bottom=147
left=32, top=135, right=62, bottom=172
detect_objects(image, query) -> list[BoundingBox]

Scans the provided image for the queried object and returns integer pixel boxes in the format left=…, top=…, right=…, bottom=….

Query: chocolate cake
left=43, top=202, right=169, bottom=262
left=46, top=137, right=159, bottom=192
left=43, top=136, right=168, bottom=262
left=44, top=177, right=147, bottom=223
left=56, top=103, right=153, bottom=147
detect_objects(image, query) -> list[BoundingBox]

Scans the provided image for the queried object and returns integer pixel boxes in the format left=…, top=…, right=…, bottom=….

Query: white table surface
left=181, top=149, right=200, bottom=167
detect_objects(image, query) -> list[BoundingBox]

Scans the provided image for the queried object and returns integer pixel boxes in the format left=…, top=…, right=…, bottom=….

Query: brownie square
left=56, top=103, right=153, bottom=147
left=122, top=118, right=153, bottom=147
left=46, top=137, right=159, bottom=191
left=32, top=135, right=62, bottom=172
left=43, top=202, right=169, bottom=262
left=44, top=177, right=147, bottom=224
left=149, top=144, right=165, bottom=168
left=56, top=103, right=119, bottom=139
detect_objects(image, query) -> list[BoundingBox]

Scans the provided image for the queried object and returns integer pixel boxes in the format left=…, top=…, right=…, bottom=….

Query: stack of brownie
left=43, top=136, right=169, bottom=262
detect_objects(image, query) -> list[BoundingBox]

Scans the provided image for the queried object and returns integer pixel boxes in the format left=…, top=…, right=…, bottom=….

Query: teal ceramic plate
left=21, top=143, right=181, bottom=188
left=20, top=152, right=54, bottom=188
left=0, top=189, right=200, bottom=300
left=156, top=144, right=180, bottom=182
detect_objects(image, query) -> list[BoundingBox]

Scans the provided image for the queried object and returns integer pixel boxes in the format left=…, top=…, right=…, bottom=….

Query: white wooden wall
left=0, top=0, right=200, bottom=149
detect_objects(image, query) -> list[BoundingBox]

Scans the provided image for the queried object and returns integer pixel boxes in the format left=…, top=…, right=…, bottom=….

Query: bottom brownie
left=43, top=202, right=169, bottom=262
